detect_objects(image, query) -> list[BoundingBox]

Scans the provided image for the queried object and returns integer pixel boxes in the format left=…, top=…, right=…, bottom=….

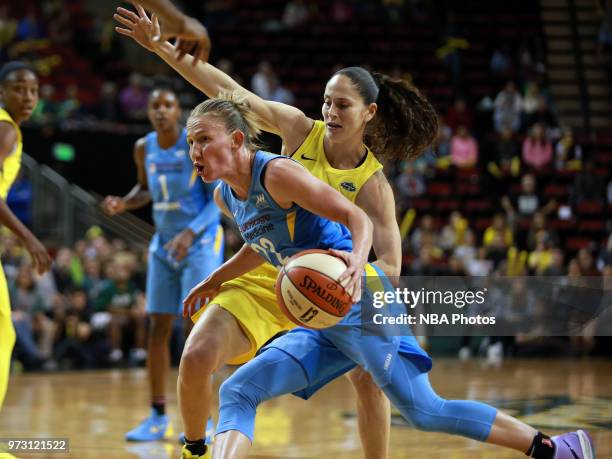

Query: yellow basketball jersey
left=292, top=120, right=383, bottom=203
left=0, top=108, right=22, bottom=200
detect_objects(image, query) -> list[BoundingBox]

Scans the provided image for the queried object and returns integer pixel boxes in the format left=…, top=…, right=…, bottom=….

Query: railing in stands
left=20, top=153, right=153, bottom=249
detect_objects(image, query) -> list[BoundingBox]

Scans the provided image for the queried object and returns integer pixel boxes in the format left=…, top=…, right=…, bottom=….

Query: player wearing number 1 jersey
left=102, top=87, right=223, bottom=442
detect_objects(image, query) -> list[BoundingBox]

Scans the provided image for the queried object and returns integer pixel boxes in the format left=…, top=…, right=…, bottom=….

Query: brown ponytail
left=334, top=67, right=439, bottom=161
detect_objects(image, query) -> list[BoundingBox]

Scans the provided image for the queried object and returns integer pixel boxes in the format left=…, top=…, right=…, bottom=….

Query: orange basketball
left=275, top=249, right=353, bottom=329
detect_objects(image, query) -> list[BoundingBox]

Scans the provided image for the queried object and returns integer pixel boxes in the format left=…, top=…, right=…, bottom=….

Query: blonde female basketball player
left=0, top=62, right=52, bottom=414
left=114, top=5, right=438, bottom=459
left=184, top=95, right=594, bottom=459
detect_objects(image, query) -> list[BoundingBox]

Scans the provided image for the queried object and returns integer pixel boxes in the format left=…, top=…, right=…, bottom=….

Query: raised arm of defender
left=114, top=4, right=313, bottom=153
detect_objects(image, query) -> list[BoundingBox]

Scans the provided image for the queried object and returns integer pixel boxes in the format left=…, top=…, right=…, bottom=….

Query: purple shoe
left=552, top=430, right=595, bottom=459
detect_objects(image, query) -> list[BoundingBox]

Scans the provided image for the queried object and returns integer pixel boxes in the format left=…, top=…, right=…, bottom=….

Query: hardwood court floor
left=1, top=358, right=611, bottom=458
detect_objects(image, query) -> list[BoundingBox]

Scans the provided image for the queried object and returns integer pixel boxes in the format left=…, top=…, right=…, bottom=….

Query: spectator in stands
left=526, top=212, right=559, bottom=251
left=410, top=245, right=440, bottom=276
left=490, top=45, right=513, bottom=79
left=409, top=214, right=437, bottom=255
left=527, top=231, right=554, bottom=275
left=0, top=5, right=17, bottom=52
left=597, top=235, right=612, bottom=271
left=251, top=61, right=275, bottom=100
left=431, top=116, right=452, bottom=162
left=483, top=213, right=513, bottom=268
left=542, top=248, right=565, bottom=276
left=82, top=257, right=105, bottom=303
left=331, top=0, right=356, bottom=22
left=522, top=123, right=553, bottom=170
left=439, top=210, right=470, bottom=252
left=282, top=0, right=311, bottom=28
left=395, top=162, right=425, bottom=204
left=573, top=159, right=606, bottom=205
left=16, top=6, right=44, bottom=41
left=522, top=82, right=541, bottom=120
left=555, top=125, right=583, bottom=170
left=493, top=81, right=522, bottom=133
left=453, top=231, right=477, bottom=265
left=464, top=247, right=493, bottom=276
left=52, top=248, right=77, bottom=294
left=445, top=98, right=474, bottom=132
left=268, top=74, right=295, bottom=105
left=119, top=73, right=149, bottom=122
left=30, top=84, right=57, bottom=125
left=10, top=265, right=55, bottom=369
left=57, top=84, right=82, bottom=122
left=450, top=125, right=478, bottom=168
left=525, top=95, right=556, bottom=130
left=502, top=173, right=556, bottom=218
left=52, top=287, right=96, bottom=369
left=495, top=126, right=520, bottom=171
left=95, top=257, right=146, bottom=364
left=96, top=81, right=121, bottom=121
left=577, top=248, right=599, bottom=276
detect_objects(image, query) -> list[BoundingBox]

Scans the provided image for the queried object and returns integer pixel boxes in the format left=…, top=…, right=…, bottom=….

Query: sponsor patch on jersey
left=341, top=181, right=356, bottom=192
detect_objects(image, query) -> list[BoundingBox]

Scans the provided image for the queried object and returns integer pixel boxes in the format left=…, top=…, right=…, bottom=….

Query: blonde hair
left=188, top=92, right=263, bottom=150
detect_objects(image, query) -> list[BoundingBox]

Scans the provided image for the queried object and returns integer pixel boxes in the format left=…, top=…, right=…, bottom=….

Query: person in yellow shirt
left=114, top=7, right=437, bottom=459
left=0, top=61, right=52, bottom=417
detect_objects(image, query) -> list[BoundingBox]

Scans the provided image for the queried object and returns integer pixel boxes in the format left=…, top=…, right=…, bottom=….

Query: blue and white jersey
left=219, top=151, right=352, bottom=268
left=144, top=128, right=220, bottom=245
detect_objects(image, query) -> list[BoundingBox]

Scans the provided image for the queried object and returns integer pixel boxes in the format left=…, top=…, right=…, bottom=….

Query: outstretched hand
left=114, top=2, right=211, bottom=65
left=114, top=3, right=159, bottom=52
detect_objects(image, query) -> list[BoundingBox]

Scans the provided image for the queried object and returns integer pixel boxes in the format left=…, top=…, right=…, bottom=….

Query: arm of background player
left=185, top=181, right=221, bottom=236
left=114, top=6, right=313, bottom=153
left=0, top=122, right=51, bottom=274
left=101, top=138, right=151, bottom=215
left=127, top=1, right=211, bottom=63
left=265, top=159, right=373, bottom=300
left=355, top=170, right=402, bottom=278
left=183, top=243, right=265, bottom=316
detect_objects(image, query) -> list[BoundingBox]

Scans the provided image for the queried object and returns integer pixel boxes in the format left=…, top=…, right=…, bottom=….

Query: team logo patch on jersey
left=175, top=149, right=186, bottom=158
left=341, top=181, right=356, bottom=192
left=255, top=193, right=267, bottom=209
left=149, top=163, right=156, bottom=174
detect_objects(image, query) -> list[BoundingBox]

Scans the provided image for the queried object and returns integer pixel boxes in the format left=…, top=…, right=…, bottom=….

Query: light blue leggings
left=217, top=348, right=497, bottom=443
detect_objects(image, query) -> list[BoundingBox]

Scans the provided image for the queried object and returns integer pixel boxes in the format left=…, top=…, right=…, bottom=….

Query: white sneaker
left=109, top=348, right=123, bottom=363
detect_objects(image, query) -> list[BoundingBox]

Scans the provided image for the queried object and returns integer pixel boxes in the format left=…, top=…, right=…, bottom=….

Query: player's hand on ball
left=114, top=3, right=159, bottom=52
left=183, top=275, right=221, bottom=317
left=101, top=196, right=126, bottom=216
left=328, top=249, right=366, bottom=303
left=164, top=228, right=195, bottom=261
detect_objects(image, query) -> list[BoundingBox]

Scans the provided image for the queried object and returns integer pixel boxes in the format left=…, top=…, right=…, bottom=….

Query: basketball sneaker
left=125, top=408, right=174, bottom=441
left=552, top=430, right=595, bottom=459
left=178, top=417, right=215, bottom=444
left=180, top=444, right=211, bottom=459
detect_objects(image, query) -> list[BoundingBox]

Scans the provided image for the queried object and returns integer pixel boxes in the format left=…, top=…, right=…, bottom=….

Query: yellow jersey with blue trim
left=0, top=108, right=22, bottom=200
left=291, top=120, right=383, bottom=203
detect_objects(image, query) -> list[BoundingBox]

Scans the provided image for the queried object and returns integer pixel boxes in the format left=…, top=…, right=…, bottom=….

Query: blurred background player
left=102, top=86, right=223, bottom=441
left=0, top=61, right=52, bottom=429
